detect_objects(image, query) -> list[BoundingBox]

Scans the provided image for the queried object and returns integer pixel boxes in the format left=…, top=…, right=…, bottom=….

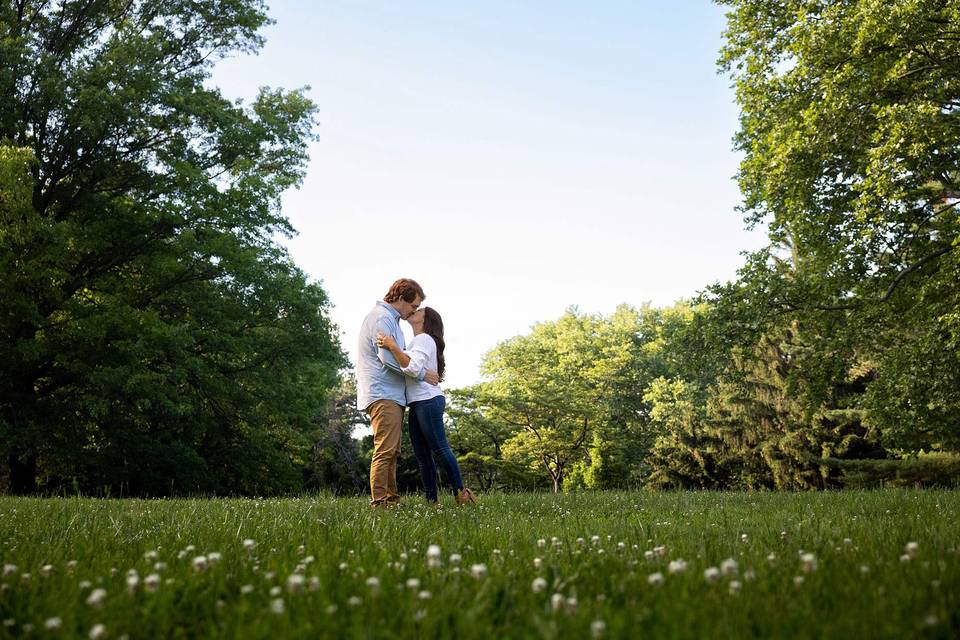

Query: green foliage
left=824, top=453, right=960, bottom=489
left=0, top=1, right=345, bottom=495
left=716, top=0, right=960, bottom=454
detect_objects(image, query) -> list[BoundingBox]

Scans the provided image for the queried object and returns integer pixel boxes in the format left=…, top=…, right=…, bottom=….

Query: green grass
left=1, top=491, right=958, bottom=639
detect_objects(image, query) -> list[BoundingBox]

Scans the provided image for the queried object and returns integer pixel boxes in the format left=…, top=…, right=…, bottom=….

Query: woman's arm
left=377, top=333, right=411, bottom=368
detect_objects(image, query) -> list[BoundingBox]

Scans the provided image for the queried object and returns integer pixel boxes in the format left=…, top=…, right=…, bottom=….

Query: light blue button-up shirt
left=356, top=301, right=425, bottom=411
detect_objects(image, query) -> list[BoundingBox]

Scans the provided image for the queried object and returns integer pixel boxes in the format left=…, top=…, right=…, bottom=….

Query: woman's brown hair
left=422, top=307, right=445, bottom=382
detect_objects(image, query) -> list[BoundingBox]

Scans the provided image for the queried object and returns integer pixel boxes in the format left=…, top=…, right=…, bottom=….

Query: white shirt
left=401, top=333, right=444, bottom=403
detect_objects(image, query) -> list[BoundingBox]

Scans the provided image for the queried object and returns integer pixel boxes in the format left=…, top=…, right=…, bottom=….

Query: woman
left=377, top=307, right=477, bottom=506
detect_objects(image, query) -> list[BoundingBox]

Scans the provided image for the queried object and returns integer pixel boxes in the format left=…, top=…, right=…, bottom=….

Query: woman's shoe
left=455, top=488, right=477, bottom=505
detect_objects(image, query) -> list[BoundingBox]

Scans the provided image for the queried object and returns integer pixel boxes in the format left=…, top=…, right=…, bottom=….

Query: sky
left=211, top=1, right=769, bottom=389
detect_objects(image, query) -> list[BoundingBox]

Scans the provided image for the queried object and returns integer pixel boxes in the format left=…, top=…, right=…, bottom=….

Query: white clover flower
left=144, top=550, right=158, bottom=563
left=532, top=577, right=547, bottom=593
left=270, top=598, right=285, bottom=614
left=448, top=554, right=462, bottom=566
left=242, top=539, right=256, bottom=552
left=900, top=554, right=911, bottom=563
left=470, top=564, right=487, bottom=580
left=800, top=553, right=818, bottom=573
left=744, top=570, right=756, bottom=582
left=843, top=538, right=852, bottom=546
left=643, top=550, right=655, bottom=561
left=126, top=574, right=140, bottom=593
left=86, top=588, right=107, bottom=608
left=617, top=542, right=626, bottom=552
left=40, top=564, right=54, bottom=577
left=767, top=553, right=777, bottom=564
left=240, top=584, right=254, bottom=595
left=66, top=561, right=78, bottom=573
left=144, top=573, right=161, bottom=593
left=2, top=564, right=17, bottom=577
left=79, top=580, right=92, bottom=590
left=405, top=578, right=420, bottom=590
left=550, top=593, right=565, bottom=613
left=647, top=572, right=665, bottom=587
left=297, top=545, right=305, bottom=556
left=88, top=623, right=106, bottom=640
left=191, top=556, right=208, bottom=572
left=309, top=576, right=320, bottom=592
left=45, top=617, right=62, bottom=630
left=269, top=586, right=282, bottom=597
left=399, top=553, right=408, bottom=562
left=537, top=538, right=547, bottom=549
left=668, top=559, right=688, bottom=574
left=184, top=545, right=195, bottom=553
left=286, top=574, right=305, bottom=594
left=304, top=555, right=315, bottom=565
left=729, top=580, right=742, bottom=595
left=590, top=619, right=607, bottom=639
left=566, top=596, right=578, bottom=614
left=860, top=564, right=870, bottom=574
left=720, top=558, right=739, bottom=577
left=793, top=575, right=805, bottom=586
left=418, top=590, right=431, bottom=600
left=704, top=567, right=720, bottom=583
left=206, top=552, right=222, bottom=566
left=347, top=595, right=362, bottom=607
left=591, top=535, right=600, bottom=546
left=905, top=542, right=919, bottom=558
left=338, top=562, right=348, bottom=571
left=426, top=545, right=442, bottom=569
left=653, top=546, right=666, bottom=557
left=741, top=533, right=748, bottom=543
left=366, top=576, right=381, bottom=593
left=533, top=557, right=543, bottom=569
left=576, top=537, right=585, bottom=547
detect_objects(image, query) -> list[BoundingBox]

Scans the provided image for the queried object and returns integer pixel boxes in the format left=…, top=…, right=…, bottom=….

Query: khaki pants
left=367, top=400, right=404, bottom=505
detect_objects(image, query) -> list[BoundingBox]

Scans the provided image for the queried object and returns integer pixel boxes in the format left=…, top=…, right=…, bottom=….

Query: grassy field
left=0, top=490, right=958, bottom=639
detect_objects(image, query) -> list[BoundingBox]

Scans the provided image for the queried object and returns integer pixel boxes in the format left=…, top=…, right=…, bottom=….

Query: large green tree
left=718, top=0, right=960, bottom=451
left=0, top=0, right=345, bottom=495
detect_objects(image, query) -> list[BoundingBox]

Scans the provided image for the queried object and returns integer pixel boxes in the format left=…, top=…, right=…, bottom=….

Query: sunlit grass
left=1, top=491, right=958, bottom=638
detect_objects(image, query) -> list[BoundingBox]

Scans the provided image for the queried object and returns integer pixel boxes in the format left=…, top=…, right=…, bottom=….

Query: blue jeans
left=407, top=395, right=463, bottom=502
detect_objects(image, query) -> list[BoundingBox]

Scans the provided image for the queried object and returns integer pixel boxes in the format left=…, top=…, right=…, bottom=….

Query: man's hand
left=424, top=370, right=440, bottom=385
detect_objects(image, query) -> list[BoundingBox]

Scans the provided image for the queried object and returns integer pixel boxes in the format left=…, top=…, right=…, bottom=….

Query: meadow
left=0, top=490, right=957, bottom=639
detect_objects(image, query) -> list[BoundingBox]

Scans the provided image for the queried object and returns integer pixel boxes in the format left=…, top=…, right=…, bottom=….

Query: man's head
left=384, top=278, right=425, bottom=319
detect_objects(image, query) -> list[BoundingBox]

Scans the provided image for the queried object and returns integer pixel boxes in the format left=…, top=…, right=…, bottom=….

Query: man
left=357, top=278, right=439, bottom=506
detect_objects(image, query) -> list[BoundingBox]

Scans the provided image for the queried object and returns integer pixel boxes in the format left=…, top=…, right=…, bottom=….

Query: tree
left=479, top=308, right=639, bottom=492
left=0, top=0, right=345, bottom=495
left=717, top=0, right=960, bottom=453
left=306, top=377, right=368, bottom=495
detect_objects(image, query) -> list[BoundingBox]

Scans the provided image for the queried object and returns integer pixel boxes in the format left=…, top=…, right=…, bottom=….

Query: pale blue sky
left=212, top=1, right=767, bottom=388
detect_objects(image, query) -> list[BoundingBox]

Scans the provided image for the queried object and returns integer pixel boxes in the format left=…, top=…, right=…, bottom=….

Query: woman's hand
left=376, top=333, right=397, bottom=350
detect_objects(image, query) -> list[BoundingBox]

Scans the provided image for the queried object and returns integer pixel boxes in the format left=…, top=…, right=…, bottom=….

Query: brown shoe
left=455, top=488, right=478, bottom=506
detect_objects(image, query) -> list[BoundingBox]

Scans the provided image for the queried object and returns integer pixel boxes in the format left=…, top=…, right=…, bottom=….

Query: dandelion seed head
left=532, top=577, right=547, bottom=593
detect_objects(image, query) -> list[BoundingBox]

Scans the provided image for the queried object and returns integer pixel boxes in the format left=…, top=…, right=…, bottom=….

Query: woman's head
left=416, top=307, right=445, bottom=382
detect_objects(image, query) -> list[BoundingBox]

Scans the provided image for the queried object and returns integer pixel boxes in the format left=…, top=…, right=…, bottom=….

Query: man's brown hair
left=384, top=278, right=425, bottom=304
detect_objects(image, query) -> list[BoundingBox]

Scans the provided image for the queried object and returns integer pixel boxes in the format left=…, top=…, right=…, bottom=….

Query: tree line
left=2, top=0, right=958, bottom=495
